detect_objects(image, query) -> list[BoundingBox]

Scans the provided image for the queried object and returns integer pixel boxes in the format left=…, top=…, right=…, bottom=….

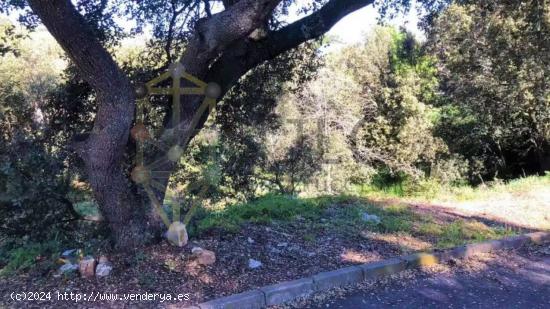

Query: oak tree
left=0, top=0, right=393, bottom=249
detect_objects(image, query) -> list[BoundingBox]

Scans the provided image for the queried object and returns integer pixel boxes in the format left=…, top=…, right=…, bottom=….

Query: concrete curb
left=261, top=277, right=314, bottom=306
left=184, top=232, right=549, bottom=309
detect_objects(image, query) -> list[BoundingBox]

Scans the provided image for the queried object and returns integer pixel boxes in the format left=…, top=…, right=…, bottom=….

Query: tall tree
left=428, top=0, right=550, bottom=179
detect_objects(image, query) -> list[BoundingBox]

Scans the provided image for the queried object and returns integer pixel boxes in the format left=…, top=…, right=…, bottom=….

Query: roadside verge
left=180, top=232, right=550, bottom=309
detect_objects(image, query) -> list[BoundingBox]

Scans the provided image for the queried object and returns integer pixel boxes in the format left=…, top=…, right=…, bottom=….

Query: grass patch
left=362, top=203, right=418, bottom=234
left=378, top=216, right=413, bottom=233
left=195, top=194, right=328, bottom=235
left=356, top=173, right=550, bottom=202
left=194, top=194, right=518, bottom=251
left=418, top=222, right=444, bottom=236
left=0, top=241, right=62, bottom=276
left=436, top=220, right=514, bottom=248
left=437, top=173, right=550, bottom=202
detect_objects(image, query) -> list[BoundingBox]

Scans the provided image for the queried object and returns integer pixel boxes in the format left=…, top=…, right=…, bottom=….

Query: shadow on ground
left=304, top=243, right=550, bottom=309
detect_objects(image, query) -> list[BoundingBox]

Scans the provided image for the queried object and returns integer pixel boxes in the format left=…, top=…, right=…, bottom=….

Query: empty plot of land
left=431, top=186, right=550, bottom=230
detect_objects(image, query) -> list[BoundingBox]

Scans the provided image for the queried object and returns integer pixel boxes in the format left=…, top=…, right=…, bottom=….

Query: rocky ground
left=0, top=223, right=402, bottom=308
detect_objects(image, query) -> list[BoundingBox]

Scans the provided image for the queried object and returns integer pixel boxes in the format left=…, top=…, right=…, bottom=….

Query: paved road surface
left=309, top=247, right=550, bottom=309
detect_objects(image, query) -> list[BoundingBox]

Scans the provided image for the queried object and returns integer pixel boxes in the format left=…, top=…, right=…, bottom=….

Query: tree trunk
left=27, top=0, right=153, bottom=249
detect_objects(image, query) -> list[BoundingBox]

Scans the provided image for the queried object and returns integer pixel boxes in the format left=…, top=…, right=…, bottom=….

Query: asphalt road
left=309, top=247, right=550, bottom=309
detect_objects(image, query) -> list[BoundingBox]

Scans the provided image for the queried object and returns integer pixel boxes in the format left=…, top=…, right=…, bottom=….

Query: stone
left=79, top=256, right=96, bottom=278
left=96, top=262, right=113, bottom=277
left=54, top=262, right=79, bottom=277
left=61, top=249, right=77, bottom=257
left=192, top=247, right=216, bottom=265
left=166, top=221, right=188, bottom=247
left=191, top=246, right=201, bottom=254
left=248, top=258, right=262, bottom=269
left=59, top=248, right=81, bottom=265
left=276, top=242, right=288, bottom=247
left=361, top=212, right=381, bottom=224
left=247, top=237, right=255, bottom=244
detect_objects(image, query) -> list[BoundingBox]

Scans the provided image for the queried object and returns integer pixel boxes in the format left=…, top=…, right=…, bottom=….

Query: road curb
left=261, top=277, right=314, bottom=306
left=185, top=232, right=549, bottom=309
left=312, top=265, right=364, bottom=291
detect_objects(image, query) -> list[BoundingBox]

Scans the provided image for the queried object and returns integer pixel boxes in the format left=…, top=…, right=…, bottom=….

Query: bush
left=0, top=240, right=62, bottom=275
left=0, top=136, right=78, bottom=241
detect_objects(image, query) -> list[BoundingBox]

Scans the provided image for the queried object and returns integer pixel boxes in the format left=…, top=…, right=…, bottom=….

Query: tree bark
left=28, top=0, right=152, bottom=249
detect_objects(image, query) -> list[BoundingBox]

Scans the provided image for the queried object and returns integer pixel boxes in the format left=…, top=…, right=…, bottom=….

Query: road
left=308, top=246, right=550, bottom=309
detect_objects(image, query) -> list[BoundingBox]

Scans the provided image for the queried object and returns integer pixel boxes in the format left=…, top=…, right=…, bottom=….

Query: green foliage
left=436, top=220, right=513, bottom=248
left=429, top=1, right=550, bottom=180
left=0, top=240, right=62, bottom=275
left=337, top=26, right=448, bottom=185
left=0, top=19, right=24, bottom=56
left=195, top=194, right=326, bottom=235
left=0, top=22, right=78, bottom=242
left=169, top=41, right=323, bottom=201
left=0, top=137, right=77, bottom=240
left=356, top=170, right=441, bottom=199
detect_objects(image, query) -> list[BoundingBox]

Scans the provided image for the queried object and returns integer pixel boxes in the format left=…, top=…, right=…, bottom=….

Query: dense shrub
left=0, top=136, right=78, bottom=241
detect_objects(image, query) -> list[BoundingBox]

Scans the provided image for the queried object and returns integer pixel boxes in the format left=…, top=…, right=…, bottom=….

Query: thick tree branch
left=27, top=0, right=131, bottom=95
left=180, top=0, right=281, bottom=75
left=26, top=0, right=375, bottom=250
left=207, top=0, right=375, bottom=90
left=264, top=0, right=375, bottom=59
left=221, top=0, right=238, bottom=9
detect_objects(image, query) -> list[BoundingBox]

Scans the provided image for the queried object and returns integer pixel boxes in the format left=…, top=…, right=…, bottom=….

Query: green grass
left=195, top=194, right=330, bottom=235
left=357, top=173, right=550, bottom=202
left=0, top=241, right=62, bottom=276
left=418, top=222, right=444, bottom=236
left=436, top=173, right=550, bottom=202
left=194, top=194, right=518, bottom=250
left=436, top=220, right=515, bottom=248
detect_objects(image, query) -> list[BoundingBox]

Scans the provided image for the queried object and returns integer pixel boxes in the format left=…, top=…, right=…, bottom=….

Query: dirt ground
left=432, top=187, right=550, bottom=230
